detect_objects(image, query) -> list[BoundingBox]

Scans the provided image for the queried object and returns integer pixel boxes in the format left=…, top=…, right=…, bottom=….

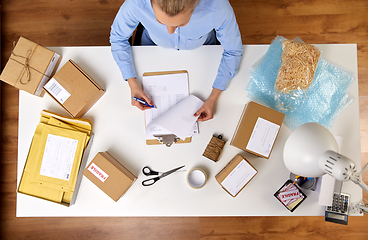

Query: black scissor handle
left=142, top=176, right=160, bottom=186
left=142, top=166, right=159, bottom=176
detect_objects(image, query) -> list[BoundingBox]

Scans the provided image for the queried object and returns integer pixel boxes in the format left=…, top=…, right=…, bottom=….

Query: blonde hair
left=154, top=0, right=200, bottom=16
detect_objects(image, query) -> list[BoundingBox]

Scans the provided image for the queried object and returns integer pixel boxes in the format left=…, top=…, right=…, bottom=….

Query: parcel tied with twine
left=0, top=37, right=61, bottom=96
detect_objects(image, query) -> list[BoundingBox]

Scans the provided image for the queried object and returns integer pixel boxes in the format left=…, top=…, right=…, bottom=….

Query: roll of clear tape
left=186, top=168, right=207, bottom=189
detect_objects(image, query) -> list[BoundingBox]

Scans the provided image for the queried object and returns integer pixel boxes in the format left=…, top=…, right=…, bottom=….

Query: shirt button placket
left=175, top=28, right=179, bottom=50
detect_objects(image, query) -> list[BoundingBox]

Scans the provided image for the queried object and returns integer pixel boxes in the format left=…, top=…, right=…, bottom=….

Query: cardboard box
left=216, top=154, right=257, bottom=197
left=0, top=37, right=61, bottom=96
left=43, top=60, right=105, bottom=118
left=83, top=152, right=137, bottom=202
left=230, top=101, right=285, bottom=159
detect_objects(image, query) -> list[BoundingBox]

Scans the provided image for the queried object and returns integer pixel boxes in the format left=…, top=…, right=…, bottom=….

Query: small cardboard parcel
left=83, top=152, right=137, bottom=202
left=43, top=59, right=105, bottom=118
left=216, top=154, right=258, bottom=197
left=0, top=37, right=61, bottom=96
left=230, top=101, right=285, bottom=159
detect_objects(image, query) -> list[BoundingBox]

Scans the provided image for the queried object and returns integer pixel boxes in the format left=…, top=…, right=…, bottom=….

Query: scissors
left=142, top=165, right=185, bottom=186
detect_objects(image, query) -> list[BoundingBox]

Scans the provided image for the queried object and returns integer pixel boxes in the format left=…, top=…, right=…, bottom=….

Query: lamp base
left=290, top=173, right=319, bottom=191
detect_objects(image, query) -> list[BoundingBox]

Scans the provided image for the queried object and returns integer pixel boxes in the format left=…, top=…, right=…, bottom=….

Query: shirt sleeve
left=212, top=0, right=243, bottom=91
left=110, top=0, right=140, bottom=80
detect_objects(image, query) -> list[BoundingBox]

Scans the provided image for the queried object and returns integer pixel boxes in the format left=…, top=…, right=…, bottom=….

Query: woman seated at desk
left=110, top=0, right=243, bottom=122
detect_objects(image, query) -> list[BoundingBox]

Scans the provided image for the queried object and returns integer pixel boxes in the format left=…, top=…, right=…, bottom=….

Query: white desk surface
left=17, top=44, right=362, bottom=217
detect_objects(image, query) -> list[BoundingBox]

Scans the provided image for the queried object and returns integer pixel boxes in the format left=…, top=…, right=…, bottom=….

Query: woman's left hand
left=194, top=88, right=222, bottom=122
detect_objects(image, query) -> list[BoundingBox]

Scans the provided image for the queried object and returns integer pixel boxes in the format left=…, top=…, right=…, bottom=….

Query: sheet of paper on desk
left=143, top=72, right=201, bottom=140
left=146, top=95, right=203, bottom=140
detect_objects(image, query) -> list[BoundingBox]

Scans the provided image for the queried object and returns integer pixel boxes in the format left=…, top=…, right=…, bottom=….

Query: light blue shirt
left=110, top=0, right=243, bottom=91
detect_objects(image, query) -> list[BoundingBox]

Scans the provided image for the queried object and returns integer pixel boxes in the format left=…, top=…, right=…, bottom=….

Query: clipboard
left=143, top=70, right=194, bottom=146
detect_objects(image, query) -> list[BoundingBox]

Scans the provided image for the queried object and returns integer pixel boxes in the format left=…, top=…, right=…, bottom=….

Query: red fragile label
left=88, top=162, right=109, bottom=183
left=278, top=183, right=303, bottom=206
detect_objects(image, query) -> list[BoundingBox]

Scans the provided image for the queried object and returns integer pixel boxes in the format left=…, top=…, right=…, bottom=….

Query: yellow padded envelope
left=40, top=110, right=92, bottom=133
left=18, top=110, right=92, bottom=206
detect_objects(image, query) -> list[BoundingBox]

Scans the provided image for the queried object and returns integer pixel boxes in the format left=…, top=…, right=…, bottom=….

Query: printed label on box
left=38, top=53, right=61, bottom=96
left=221, top=159, right=257, bottom=196
left=35, top=75, right=51, bottom=96
left=40, top=134, right=78, bottom=181
left=87, top=162, right=109, bottom=183
left=277, top=182, right=304, bottom=206
left=45, top=53, right=60, bottom=77
left=246, top=117, right=280, bottom=157
left=44, top=78, right=71, bottom=104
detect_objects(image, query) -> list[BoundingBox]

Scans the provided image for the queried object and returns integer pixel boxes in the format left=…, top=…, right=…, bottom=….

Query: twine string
left=11, top=41, right=33, bottom=85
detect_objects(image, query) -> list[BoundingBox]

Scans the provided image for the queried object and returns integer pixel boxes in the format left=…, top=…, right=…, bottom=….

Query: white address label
left=40, top=134, right=78, bottom=181
left=246, top=117, right=280, bottom=157
left=44, top=78, right=71, bottom=104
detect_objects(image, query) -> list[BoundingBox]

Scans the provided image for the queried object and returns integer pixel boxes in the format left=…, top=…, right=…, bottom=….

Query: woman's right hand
left=127, top=77, right=154, bottom=110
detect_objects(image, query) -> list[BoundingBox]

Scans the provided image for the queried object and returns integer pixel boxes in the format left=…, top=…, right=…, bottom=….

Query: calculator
left=325, top=192, right=350, bottom=225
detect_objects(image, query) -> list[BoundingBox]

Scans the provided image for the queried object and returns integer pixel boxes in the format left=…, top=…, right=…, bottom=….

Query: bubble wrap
left=246, top=36, right=355, bottom=130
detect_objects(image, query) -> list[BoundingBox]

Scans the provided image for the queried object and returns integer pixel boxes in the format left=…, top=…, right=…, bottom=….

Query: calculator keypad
left=326, top=193, right=350, bottom=214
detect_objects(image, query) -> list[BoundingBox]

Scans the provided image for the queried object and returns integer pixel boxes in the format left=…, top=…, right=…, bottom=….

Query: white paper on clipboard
left=143, top=72, right=202, bottom=140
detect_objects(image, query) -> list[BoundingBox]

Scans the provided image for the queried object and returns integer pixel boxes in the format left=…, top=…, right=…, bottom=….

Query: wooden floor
left=1, top=0, right=368, bottom=239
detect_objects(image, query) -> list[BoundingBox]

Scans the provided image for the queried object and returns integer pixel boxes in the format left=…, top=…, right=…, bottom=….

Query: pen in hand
left=131, top=97, right=155, bottom=108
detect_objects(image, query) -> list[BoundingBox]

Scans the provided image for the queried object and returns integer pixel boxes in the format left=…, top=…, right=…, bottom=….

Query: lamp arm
left=359, top=163, right=368, bottom=174
left=351, top=201, right=368, bottom=215
left=350, top=163, right=368, bottom=194
left=352, top=179, right=368, bottom=194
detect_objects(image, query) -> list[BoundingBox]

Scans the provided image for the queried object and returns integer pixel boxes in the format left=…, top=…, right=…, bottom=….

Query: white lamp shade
left=283, top=122, right=339, bottom=177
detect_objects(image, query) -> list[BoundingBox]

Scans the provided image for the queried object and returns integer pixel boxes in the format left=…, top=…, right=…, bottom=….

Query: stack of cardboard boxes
left=216, top=101, right=285, bottom=197
left=5, top=37, right=137, bottom=205
left=0, top=37, right=105, bottom=118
